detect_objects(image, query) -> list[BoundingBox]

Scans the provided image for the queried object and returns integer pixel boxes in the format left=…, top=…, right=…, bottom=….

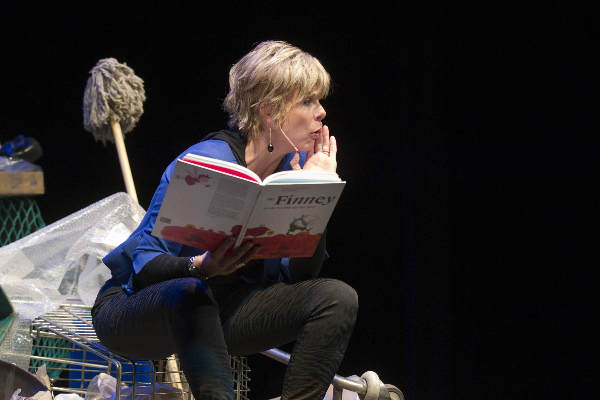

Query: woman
left=92, top=40, right=358, bottom=400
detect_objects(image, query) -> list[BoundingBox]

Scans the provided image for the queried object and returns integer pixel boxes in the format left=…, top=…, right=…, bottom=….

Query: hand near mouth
left=290, top=125, right=337, bottom=173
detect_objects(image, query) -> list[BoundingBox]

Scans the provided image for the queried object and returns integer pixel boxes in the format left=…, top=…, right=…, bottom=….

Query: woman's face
left=279, top=93, right=327, bottom=152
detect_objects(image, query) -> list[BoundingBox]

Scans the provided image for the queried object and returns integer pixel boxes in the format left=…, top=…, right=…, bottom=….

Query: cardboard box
left=0, top=158, right=45, bottom=196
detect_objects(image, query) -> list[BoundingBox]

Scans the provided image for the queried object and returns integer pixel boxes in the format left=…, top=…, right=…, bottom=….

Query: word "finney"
left=275, top=195, right=336, bottom=206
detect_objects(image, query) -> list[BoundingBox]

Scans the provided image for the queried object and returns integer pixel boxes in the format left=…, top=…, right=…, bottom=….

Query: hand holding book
left=191, top=236, right=261, bottom=279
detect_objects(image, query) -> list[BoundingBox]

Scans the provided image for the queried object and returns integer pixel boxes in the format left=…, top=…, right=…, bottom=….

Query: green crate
left=29, top=335, right=71, bottom=379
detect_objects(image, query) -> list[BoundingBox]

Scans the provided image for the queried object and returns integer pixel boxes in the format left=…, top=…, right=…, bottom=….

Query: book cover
left=152, top=155, right=345, bottom=258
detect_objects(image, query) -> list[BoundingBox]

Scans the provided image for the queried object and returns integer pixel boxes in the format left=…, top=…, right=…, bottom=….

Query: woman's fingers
left=228, top=240, right=254, bottom=263
left=204, top=239, right=259, bottom=277
left=329, top=136, right=337, bottom=159
left=233, top=244, right=261, bottom=269
left=222, top=242, right=260, bottom=274
left=321, top=125, right=330, bottom=155
left=212, top=236, right=236, bottom=259
left=314, top=126, right=323, bottom=154
left=290, top=151, right=301, bottom=170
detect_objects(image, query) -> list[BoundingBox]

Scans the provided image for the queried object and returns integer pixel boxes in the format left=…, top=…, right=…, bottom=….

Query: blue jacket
left=102, top=131, right=306, bottom=292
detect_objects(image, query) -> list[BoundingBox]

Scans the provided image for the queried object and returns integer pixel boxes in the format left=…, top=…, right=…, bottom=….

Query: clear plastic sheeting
left=0, top=192, right=144, bottom=316
left=0, top=317, right=34, bottom=370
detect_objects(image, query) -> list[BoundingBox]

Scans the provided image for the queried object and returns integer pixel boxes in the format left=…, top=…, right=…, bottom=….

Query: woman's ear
left=258, top=102, right=269, bottom=116
left=259, top=102, right=273, bottom=125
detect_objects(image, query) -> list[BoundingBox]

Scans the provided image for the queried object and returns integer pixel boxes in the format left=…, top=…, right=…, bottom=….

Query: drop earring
left=268, top=126, right=274, bottom=152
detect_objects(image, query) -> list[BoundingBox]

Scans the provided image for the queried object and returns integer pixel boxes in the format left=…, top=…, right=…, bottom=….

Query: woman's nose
left=315, top=104, right=326, bottom=121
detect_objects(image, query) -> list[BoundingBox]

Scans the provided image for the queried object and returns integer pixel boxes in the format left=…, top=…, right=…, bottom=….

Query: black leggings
left=92, top=277, right=358, bottom=400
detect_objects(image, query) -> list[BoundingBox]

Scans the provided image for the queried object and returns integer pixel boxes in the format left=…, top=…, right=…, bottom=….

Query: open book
left=152, top=153, right=346, bottom=258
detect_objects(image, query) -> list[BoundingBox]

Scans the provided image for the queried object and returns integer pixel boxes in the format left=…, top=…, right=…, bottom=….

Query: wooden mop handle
left=166, top=354, right=184, bottom=392
left=110, top=121, right=138, bottom=204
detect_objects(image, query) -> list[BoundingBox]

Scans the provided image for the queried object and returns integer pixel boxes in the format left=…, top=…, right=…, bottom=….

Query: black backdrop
left=1, top=3, right=594, bottom=400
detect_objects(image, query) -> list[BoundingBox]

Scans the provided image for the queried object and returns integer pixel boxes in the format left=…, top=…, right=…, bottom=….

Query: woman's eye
left=302, top=98, right=312, bottom=105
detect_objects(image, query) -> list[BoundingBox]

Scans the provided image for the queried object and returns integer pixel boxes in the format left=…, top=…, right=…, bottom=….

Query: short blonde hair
left=223, top=40, right=331, bottom=140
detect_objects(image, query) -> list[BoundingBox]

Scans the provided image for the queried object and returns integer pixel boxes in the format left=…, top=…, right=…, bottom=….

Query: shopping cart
left=29, top=303, right=404, bottom=400
left=30, top=303, right=249, bottom=399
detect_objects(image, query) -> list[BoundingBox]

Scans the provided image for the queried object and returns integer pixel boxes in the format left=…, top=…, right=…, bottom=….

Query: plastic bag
left=0, top=192, right=145, bottom=318
left=85, top=373, right=118, bottom=400
left=54, top=394, right=85, bottom=400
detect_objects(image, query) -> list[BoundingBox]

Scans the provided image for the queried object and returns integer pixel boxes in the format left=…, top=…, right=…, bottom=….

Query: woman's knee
left=311, top=279, right=358, bottom=319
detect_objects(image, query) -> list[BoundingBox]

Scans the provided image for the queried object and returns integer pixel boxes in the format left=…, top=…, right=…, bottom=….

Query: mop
left=82, top=58, right=145, bottom=204
left=82, top=58, right=183, bottom=392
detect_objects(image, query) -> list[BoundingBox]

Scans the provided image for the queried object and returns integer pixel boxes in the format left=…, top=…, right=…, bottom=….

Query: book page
left=152, top=159, right=262, bottom=251
left=241, top=181, right=346, bottom=258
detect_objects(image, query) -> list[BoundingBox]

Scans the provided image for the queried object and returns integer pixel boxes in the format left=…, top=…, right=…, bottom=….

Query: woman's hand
left=290, top=125, right=337, bottom=172
left=192, top=236, right=260, bottom=279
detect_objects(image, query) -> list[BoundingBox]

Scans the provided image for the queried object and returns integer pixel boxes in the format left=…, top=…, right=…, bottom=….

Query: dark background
left=1, top=3, right=594, bottom=400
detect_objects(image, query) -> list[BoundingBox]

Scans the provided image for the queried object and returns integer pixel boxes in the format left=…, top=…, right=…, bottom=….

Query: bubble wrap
left=0, top=192, right=145, bottom=318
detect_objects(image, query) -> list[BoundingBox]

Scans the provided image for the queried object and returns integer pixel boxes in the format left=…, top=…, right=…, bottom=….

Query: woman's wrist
left=188, top=256, right=210, bottom=280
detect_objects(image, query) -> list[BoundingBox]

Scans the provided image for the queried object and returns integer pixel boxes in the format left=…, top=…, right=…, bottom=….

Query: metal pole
left=261, top=348, right=368, bottom=396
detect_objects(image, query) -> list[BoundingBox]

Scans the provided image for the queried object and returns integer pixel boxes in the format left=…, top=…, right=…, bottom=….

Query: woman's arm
left=133, top=237, right=261, bottom=290
left=133, top=253, right=191, bottom=290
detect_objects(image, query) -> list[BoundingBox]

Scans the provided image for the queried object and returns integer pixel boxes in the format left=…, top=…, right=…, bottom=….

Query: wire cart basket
left=29, top=303, right=250, bottom=399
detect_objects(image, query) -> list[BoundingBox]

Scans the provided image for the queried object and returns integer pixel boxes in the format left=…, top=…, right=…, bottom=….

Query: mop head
left=83, top=58, right=146, bottom=144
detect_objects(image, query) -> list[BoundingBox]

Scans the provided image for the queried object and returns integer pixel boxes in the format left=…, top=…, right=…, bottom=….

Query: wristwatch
left=188, top=256, right=210, bottom=280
